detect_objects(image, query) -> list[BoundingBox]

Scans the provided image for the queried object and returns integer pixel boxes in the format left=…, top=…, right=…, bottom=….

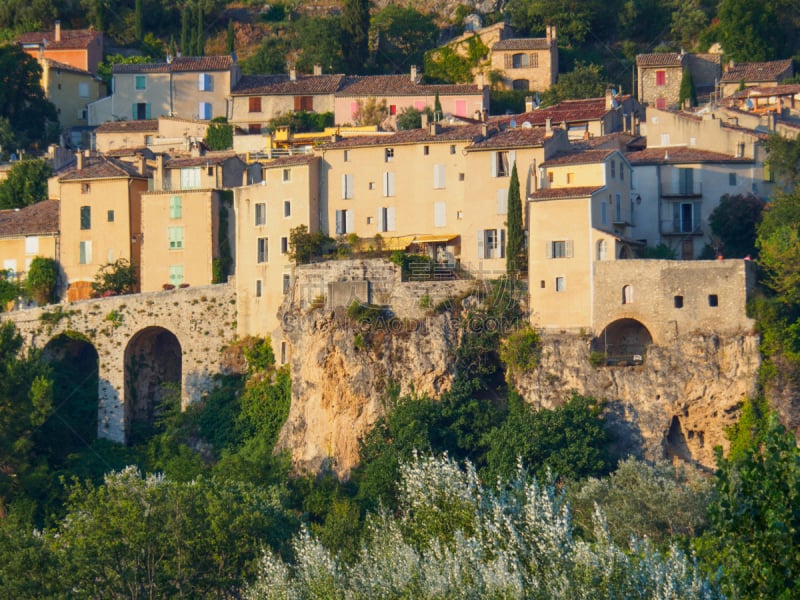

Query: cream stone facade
left=490, top=25, right=558, bottom=91
left=93, top=117, right=209, bottom=153
left=54, top=154, right=149, bottom=300
left=235, top=155, right=320, bottom=359
left=18, top=22, right=103, bottom=74
left=0, top=201, right=60, bottom=297
left=39, top=59, right=105, bottom=137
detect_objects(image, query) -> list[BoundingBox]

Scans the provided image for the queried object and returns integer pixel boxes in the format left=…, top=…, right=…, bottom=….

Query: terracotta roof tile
left=728, top=83, right=800, bottom=99
left=113, top=55, right=234, bottom=74
left=59, top=156, right=149, bottom=181
left=529, top=186, right=603, bottom=200
left=542, top=149, right=616, bottom=166
left=43, top=59, right=94, bottom=76
left=636, top=53, right=684, bottom=67
left=492, top=96, right=627, bottom=127
left=260, top=155, right=318, bottom=169
left=0, top=200, right=59, bottom=237
left=321, top=124, right=486, bottom=149
left=335, top=75, right=482, bottom=97
left=166, top=152, right=239, bottom=168
left=233, top=74, right=345, bottom=95
left=95, top=120, right=159, bottom=133
left=721, top=59, right=794, bottom=83
left=492, top=38, right=551, bottom=51
left=626, top=147, right=752, bottom=164
left=17, top=28, right=101, bottom=51
left=466, top=127, right=548, bottom=150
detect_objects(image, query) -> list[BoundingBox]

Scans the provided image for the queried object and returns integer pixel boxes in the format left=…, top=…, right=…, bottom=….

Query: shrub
left=92, top=258, right=137, bottom=296
left=500, top=326, right=541, bottom=375
left=26, top=256, right=59, bottom=305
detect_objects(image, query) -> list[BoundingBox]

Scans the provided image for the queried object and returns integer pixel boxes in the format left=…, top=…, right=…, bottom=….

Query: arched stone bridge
left=1, top=283, right=237, bottom=443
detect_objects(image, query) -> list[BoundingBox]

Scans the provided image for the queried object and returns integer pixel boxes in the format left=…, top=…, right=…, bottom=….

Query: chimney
left=76, top=151, right=83, bottom=171
left=481, top=123, right=488, bottom=138
left=429, top=122, right=440, bottom=136
left=545, top=117, right=552, bottom=133
left=410, top=65, right=417, bottom=82
left=606, top=88, right=614, bottom=110
left=137, top=154, right=146, bottom=175
left=525, top=96, right=534, bottom=112
left=421, top=113, right=428, bottom=129
left=55, top=20, right=61, bottom=42
left=477, top=71, right=485, bottom=89
left=156, top=154, right=165, bottom=190
left=546, top=24, right=556, bottom=43
left=313, top=64, right=322, bottom=76
left=289, top=67, right=296, bottom=81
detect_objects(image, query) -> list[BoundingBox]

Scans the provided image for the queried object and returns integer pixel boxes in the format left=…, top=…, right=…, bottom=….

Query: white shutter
left=377, top=208, right=385, bottom=232
left=496, top=189, right=508, bottom=214
left=509, top=151, right=517, bottom=168
left=335, top=210, right=344, bottom=234
left=545, top=241, right=553, bottom=258
left=566, top=240, right=574, bottom=258
left=387, top=207, right=396, bottom=231
left=382, top=171, right=395, bottom=196
left=477, top=231, right=485, bottom=259
left=490, top=152, right=498, bottom=177
left=433, top=164, right=446, bottom=189
left=434, top=202, right=446, bottom=227
left=341, top=173, right=353, bottom=199
left=346, top=209, right=355, bottom=233
left=25, top=236, right=39, bottom=255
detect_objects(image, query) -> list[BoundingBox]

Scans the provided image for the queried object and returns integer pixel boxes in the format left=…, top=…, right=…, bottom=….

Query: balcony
left=660, top=182, right=702, bottom=197
left=660, top=219, right=704, bottom=236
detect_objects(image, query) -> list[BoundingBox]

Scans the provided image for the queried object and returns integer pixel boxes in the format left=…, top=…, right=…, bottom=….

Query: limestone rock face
left=510, top=333, right=762, bottom=468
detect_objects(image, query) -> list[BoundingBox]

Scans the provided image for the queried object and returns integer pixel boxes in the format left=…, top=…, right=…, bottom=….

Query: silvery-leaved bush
left=247, top=453, right=721, bottom=599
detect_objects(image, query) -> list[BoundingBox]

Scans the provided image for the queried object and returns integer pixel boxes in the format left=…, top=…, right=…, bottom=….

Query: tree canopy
left=0, top=158, right=51, bottom=209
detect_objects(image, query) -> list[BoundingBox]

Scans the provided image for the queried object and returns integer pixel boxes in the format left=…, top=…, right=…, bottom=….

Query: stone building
left=636, top=52, right=721, bottom=108
left=720, top=59, right=795, bottom=97
left=490, top=25, right=558, bottom=91
left=0, top=201, right=60, bottom=291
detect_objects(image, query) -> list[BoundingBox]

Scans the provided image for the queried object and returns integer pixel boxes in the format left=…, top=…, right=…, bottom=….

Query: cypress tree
left=434, top=91, right=442, bottom=117
left=506, top=162, right=524, bottom=274
left=226, top=19, right=235, bottom=54
left=180, top=7, right=189, bottom=56
left=195, top=3, right=205, bottom=56
left=342, top=0, right=370, bottom=72
left=134, top=0, right=143, bottom=42
left=678, top=68, right=698, bottom=108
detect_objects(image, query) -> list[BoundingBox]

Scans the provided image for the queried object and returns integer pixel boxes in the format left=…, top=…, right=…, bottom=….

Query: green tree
left=25, top=256, right=58, bottom=305
left=195, top=2, right=205, bottom=56
left=91, top=258, right=137, bottom=296
left=716, top=0, right=782, bottom=61
left=96, top=54, right=154, bottom=90
left=341, top=0, right=370, bottom=72
left=0, top=44, right=58, bottom=150
left=395, top=106, right=433, bottom=130
left=292, top=16, right=346, bottom=74
left=707, top=193, right=764, bottom=258
left=371, top=5, right=438, bottom=72
left=424, top=36, right=489, bottom=85
left=353, top=96, right=389, bottom=126
left=134, top=0, right=144, bottom=41
left=696, top=415, right=800, bottom=599
left=288, top=225, right=335, bottom=264
left=434, top=91, right=442, bottom=115
left=206, top=116, right=233, bottom=150
left=679, top=68, right=698, bottom=108
left=241, top=37, right=289, bottom=75
left=0, top=269, right=19, bottom=311
left=507, top=0, right=600, bottom=45
left=226, top=18, right=235, bottom=53
left=765, top=132, right=800, bottom=189
left=543, top=61, right=606, bottom=105
left=0, top=159, right=51, bottom=209
left=506, top=161, right=524, bottom=273
left=670, top=0, right=710, bottom=49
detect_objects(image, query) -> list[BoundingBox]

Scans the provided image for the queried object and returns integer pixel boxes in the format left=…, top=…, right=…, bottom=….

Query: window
left=382, top=172, right=396, bottom=197
left=423, top=146, right=429, bottom=156
left=254, top=203, right=266, bottom=226
left=610, top=160, right=616, bottom=178
left=479, top=228, right=505, bottom=259
left=548, top=172, right=554, bottom=183
left=3, top=258, right=16, bottom=276
left=170, top=195, right=182, bottom=219
left=79, top=240, right=92, bottom=264
left=198, top=102, right=212, bottom=120
left=620, top=166, right=624, bottom=181
left=248, top=124, right=262, bottom=134
left=678, top=168, right=695, bottom=194
left=548, top=240, right=573, bottom=258
left=135, top=75, right=146, bottom=90
left=457, top=210, right=463, bottom=219
left=493, top=151, right=511, bottom=177
left=280, top=341, right=287, bottom=364
left=25, top=236, right=38, bottom=255
left=255, top=279, right=262, bottom=297
left=342, top=173, right=354, bottom=199
left=78, top=82, right=89, bottom=98
left=180, top=168, right=201, bottom=189
left=81, top=183, right=91, bottom=194
left=433, top=164, right=446, bottom=189
left=566, top=172, right=574, bottom=184
left=729, top=172, right=737, bottom=186
left=249, top=97, right=261, bottom=112
left=655, top=70, right=666, bottom=86
left=369, top=182, right=375, bottom=190
left=622, top=285, right=633, bottom=304
left=389, top=104, right=397, bottom=115
left=674, top=202, right=696, bottom=233
left=450, top=145, right=456, bottom=155
left=335, top=209, right=354, bottom=234
left=133, top=102, right=151, bottom=119
left=198, top=73, right=213, bottom=91
left=294, top=96, right=313, bottom=111
left=168, top=226, right=184, bottom=249
left=207, top=166, right=214, bottom=177
left=708, top=294, right=719, bottom=307
left=385, top=148, right=394, bottom=162
left=496, top=189, right=508, bottom=214
left=282, top=168, right=291, bottom=182
left=283, top=274, right=291, bottom=294
left=434, top=202, right=446, bottom=227
left=377, top=206, right=396, bottom=232
left=674, top=295, right=684, bottom=308
left=284, top=200, right=291, bottom=217
left=169, top=264, right=183, bottom=286
left=80, top=206, right=91, bottom=230
left=257, top=237, right=268, bottom=263
left=107, top=210, right=114, bottom=222
left=555, top=276, right=566, bottom=292
left=344, top=150, right=351, bottom=162
left=512, top=79, right=530, bottom=91
left=459, top=173, right=465, bottom=181
left=736, top=143, right=745, bottom=158
left=615, top=193, right=622, bottom=222
left=596, top=239, right=608, bottom=260
left=281, top=236, right=288, bottom=254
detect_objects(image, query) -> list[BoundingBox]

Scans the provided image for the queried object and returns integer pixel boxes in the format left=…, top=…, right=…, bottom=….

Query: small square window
left=555, top=276, right=566, bottom=292
left=674, top=295, right=684, bottom=308
left=423, top=146, right=429, bottom=156
left=459, top=173, right=465, bottom=181
left=107, top=210, right=114, bottom=222
left=82, top=183, right=91, bottom=194
left=548, top=172, right=554, bottom=183
left=540, top=280, right=545, bottom=288
left=366, top=216, right=373, bottom=224
left=135, top=75, right=146, bottom=90
left=708, top=294, right=719, bottom=307
left=283, top=200, right=291, bottom=217
left=207, top=166, right=214, bottom=177
left=282, top=168, right=291, bottom=182
left=283, top=274, right=290, bottom=294
left=255, top=279, right=262, bottom=297
left=385, top=148, right=394, bottom=162
left=729, top=173, right=737, bottom=186
left=369, top=182, right=375, bottom=190
left=456, top=211, right=463, bottom=219
left=450, top=145, right=456, bottom=155
left=344, top=150, right=351, bottom=162
left=257, top=237, right=268, bottom=263
left=281, top=236, right=288, bottom=254
left=255, top=203, right=266, bottom=226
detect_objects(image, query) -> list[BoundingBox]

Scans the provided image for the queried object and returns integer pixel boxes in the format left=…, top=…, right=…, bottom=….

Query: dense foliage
left=91, top=258, right=137, bottom=296
left=0, top=159, right=51, bottom=209
left=25, top=256, right=58, bottom=305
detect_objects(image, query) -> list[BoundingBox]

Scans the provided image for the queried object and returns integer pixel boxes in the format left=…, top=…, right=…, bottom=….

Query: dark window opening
left=674, top=295, right=684, bottom=308
left=708, top=294, right=718, bottom=307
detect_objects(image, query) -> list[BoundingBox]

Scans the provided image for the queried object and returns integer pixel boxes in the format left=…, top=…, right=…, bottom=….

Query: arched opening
left=593, top=318, right=652, bottom=366
left=512, top=78, right=530, bottom=91
left=41, top=333, right=99, bottom=464
left=622, top=285, right=633, bottom=304
left=596, top=239, right=608, bottom=261
left=124, top=327, right=182, bottom=445
left=666, top=416, right=691, bottom=461
left=619, top=245, right=631, bottom=259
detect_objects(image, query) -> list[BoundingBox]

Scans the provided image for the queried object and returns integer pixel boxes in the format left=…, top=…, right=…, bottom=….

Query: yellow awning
left=411, top=234, right=460, bottom=244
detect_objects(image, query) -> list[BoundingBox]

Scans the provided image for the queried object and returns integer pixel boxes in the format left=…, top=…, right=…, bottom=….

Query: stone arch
left=622, top=284, right=633, bottom=304
left=41, top=332, right=99, bottom=461
left=593, top=318, right=653, bottom=366
left=124, top=326, right=182, bottom=444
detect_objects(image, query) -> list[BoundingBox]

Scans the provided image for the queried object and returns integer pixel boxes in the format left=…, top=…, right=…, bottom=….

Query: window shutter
left=387, top=207, right=396, bottom=231
left=294, top=96, right=302, bottom=111
left=504, top=54, right=512, bottom=68
left=341, top=174, right=348, bottom=199
left=132, top=104, right=137, bottom=120
left=434, top=164, right=446, bottom=189
left=346, top=209, right=354, bottom=233
left=496, top=189, right=508, bottom=214
left=672, top=202, right=680, bottom=232
left=477, top=231, right=485, bottom=259
left=490, top=152, right=498, bottom=177
left=566, top=240, right=574, bottom=258
left=509, top=151, right=516, bottom=168
left=434, top=202, right=446, bottom=227
left=335, top=210, right=344, bottom=235
left=377, top=208, right=385, bottom=232
left=546, top=241, right=553, bottom=259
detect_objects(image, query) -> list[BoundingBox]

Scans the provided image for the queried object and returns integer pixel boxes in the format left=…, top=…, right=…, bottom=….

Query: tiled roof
left=59, top=156, right=149, bottom=181
left=44, top=59, right=93, bottom=76
left=529, top=186, right=603, bottom=200
left=113, top=55, right=234, bottom=74
left=626, top=147, right=752, bottom=164
left=260, top=155, right=318, bottom=169
left=721, top=59, right=794, bottom=83
left=572, top=132, right=646, bottom=151
left=233, top=74, right=345, bottom=95
left=95, top=120, right=159, bottom=133
left=335, top=75, right=482, bottom=97
left=542, top=148, right=616, bottom=166
left=17, top=28, right=101, bottom=50
left=321, top=124, right=486, bottom=149
left=728, top=83, right=800, bottom=98
left=493, top=96, right=627, bottom=127
left=636, top=53, right=684, bottom=68
left=492, top=38, right=551, bottom=51
left=166, top=152, right=239, bottom=168
left=0, top=201, right=59, bottom=237
left=466, top=127, right=549, bottom=150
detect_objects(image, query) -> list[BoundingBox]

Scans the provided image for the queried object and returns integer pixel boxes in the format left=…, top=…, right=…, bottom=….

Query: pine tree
left=226, top=19, right=235, bottom=54
left=506, top=162, right=524, bottom=274
left=134, top=0, right=143, bottom=42
left=342, top=0, right=370, bottom=72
